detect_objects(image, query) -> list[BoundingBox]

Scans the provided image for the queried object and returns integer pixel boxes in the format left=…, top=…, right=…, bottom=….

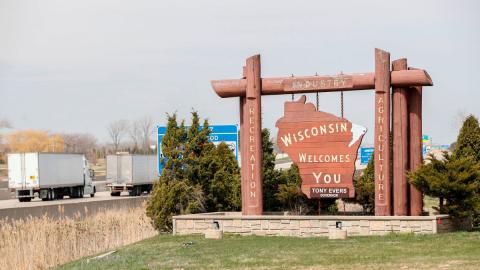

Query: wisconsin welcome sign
left=276, top=95, right=366, bottom=199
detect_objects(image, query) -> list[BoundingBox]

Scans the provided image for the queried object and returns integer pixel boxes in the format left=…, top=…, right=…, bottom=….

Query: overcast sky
left=1, top=0, right=479, bottom=145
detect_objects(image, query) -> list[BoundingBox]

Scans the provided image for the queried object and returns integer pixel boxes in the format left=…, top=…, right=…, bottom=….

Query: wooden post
left=392, top=59, right=409, bottom=216
left=240, top=55, right=263, bottom=215
left=374, top=48, right=392, bottom=216
left=408, top=85, right=423, bottom=215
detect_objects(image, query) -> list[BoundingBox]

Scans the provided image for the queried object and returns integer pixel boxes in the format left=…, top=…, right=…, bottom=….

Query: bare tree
left=0, top=119, right=12, bottom=129
left=128, top=120, right=142, bottom=152
left=64, top=133, right=97, bottom=153
left=63, top=133, right=98, bottom=161
left=107, top=120, right=128, bottom=153
left=139, top=116, right=154, bottom=153
left=0, top=119, right=12, bottom=157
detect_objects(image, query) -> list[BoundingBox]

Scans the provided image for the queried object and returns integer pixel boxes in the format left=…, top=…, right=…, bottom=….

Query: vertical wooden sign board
left=374, top=49, right=392, bottom=216
left=408, top=85, right=424, bottom=215
left=240, top=55, right=263, bottom=215
left=392, top=58, right=409, bottom=216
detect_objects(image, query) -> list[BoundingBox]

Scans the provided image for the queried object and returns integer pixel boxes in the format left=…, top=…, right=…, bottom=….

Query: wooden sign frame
left=211, top=49, right=433, bottom=216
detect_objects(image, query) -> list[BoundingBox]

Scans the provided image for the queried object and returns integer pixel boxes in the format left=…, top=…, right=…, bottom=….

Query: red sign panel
left=276, top=95, right=366, bottom=199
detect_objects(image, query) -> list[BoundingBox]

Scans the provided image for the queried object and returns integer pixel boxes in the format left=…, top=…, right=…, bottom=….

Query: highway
left=0, top=190, right=149, bottom=221
left=0, top=191, right=134, bottom=209
left=0, top=179, right=107, bottom=200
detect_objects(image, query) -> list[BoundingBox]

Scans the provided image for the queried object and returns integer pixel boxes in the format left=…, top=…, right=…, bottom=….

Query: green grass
left=58, top=232, right=480, bottom=270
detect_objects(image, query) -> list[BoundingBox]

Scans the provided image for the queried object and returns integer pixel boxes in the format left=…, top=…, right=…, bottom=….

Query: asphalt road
left=0, top=181, right=11, bottom=200
left=0, top=191, right=137, bottom=210
left=0, top=179, right=107, bottom=200
left=0, top=191, right=149, bottom=221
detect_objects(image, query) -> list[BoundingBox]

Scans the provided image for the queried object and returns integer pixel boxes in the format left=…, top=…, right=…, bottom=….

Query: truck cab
left=83, top=157, right=96, bottom=197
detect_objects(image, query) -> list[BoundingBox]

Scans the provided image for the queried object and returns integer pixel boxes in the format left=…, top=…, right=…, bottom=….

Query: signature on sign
left=310, top=187, right=349, bottom=198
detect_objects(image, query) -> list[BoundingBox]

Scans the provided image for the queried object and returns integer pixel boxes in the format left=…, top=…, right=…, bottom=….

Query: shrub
left=147, top=112, right=240, bottom=231
left=409, top=153, right=480, bottom=223
left=276, top=164, right=317, bottom=214
left=262, top=129, right=285, bottom=211
left=146, top=178, right=205, bottom=231
left=354, top=156, right=375, bottom=214
left=204, top=143, right=241, bottom=211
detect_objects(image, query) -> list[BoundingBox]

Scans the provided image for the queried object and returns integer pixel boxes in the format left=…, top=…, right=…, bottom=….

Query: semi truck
left=8, top=153, right=96, bottom=202
left=106, top=154, right=156, bottom=196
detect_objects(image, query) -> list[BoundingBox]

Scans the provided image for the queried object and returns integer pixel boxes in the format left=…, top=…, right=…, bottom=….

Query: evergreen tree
left=184, top=111, right=213, bottom=188
left=182, top=111, right=241, bottom=211
left=261, top=129, right=284, bottom=211
left=351, top=156, right=375, bottom=214
left=275, top=164, right=308, bottom=214
left=160, top=113, right=187, bottom=182
left=453, top=114, right=480, bottom=163
left=146, top=177, right=205, bottom=231
left=146, top=113, right=205, bottom=232
left=147, top=111, right=242, bottom=231
left=185, top=111, right=211, bottom=158
left=409, top=153, right=480, bottom=221
left=204, top=142, right=241, bottom=211
left=275, top=164, right=314, bottom=214
left=261, top=128, right=316, bottom=214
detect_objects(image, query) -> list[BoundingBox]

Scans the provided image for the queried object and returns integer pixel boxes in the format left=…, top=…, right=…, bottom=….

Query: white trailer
left=8, top=153, right=96, bottom=202
left=106, top=154, right=157, bottom=196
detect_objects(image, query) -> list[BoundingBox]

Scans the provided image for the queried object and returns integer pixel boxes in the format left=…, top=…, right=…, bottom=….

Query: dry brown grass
left=0, top=205, right=157, bottom=270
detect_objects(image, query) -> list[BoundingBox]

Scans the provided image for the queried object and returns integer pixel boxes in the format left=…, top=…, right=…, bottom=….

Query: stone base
left=329, top=229, right=347, bottom=240
left=173, top=212, right=455, bottom=237
left=205, top=229, right=223, bottom=239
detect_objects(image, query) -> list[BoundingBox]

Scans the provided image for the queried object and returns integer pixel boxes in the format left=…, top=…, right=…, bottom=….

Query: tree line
left=0, top=116, right=157, bottom=164
left=106, top=116, right=156, bottom=154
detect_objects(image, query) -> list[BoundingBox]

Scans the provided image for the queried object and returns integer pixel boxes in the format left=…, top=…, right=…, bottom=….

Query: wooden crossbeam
left=212, top=70, right=432, bottom=98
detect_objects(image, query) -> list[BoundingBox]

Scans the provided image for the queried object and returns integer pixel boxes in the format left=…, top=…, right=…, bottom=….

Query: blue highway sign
left=157, top=124, right=238, bottom=175
left=360, top=147, right=374, bottom=165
